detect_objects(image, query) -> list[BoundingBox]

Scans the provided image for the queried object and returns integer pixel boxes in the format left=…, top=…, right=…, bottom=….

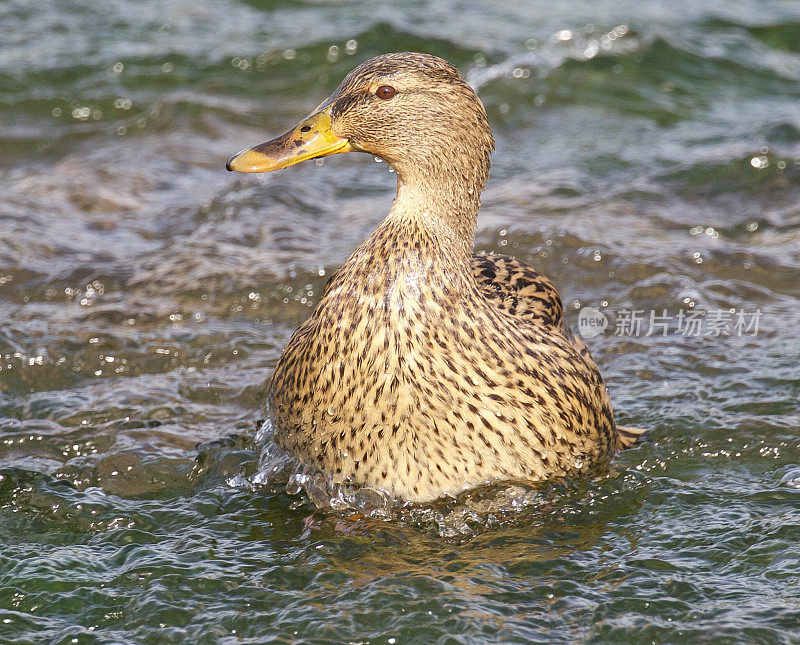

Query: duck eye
left=376, top=85, right=396, bottom=100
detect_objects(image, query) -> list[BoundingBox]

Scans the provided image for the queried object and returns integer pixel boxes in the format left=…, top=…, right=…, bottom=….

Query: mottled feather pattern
left=271, top=220, right=617, bottom=501
left=265, top=52, right=640, bottom=502
left=472, top=254, right=564, bottom=328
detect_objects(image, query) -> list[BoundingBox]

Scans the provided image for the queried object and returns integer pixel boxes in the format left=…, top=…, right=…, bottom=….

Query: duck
left=227, top=51, right=644, bottom=503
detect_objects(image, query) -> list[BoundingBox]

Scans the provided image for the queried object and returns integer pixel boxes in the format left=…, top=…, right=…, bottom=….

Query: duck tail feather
left=616, top=425, right=647, bottom=450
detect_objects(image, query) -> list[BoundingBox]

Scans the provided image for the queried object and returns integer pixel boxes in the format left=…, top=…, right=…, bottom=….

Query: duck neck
left=384, top=167, right=484, bottom=263
left=327, top=168, right=485, bottom=309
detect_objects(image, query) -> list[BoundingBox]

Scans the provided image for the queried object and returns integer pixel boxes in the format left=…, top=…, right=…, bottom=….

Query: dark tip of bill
left=226, top=155, right=239, bottom=171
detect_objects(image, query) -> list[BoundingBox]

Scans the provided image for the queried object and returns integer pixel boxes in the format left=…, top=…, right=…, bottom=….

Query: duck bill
left=226, top=110, right=354, bottom=173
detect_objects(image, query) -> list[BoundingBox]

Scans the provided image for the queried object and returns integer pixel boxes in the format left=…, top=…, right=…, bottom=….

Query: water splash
left=247, top=419, right=588, bottom=537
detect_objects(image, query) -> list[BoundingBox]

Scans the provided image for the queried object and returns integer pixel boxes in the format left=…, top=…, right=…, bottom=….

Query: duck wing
left=473, top=253, right=648, bottom=450
left=473, top=252, right=592, bottom=361
left=472, top=253, right=564, bottom=328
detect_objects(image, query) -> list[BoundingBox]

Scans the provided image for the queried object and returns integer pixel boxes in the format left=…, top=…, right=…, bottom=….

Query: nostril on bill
left=300, top=125, right=312, bottom=133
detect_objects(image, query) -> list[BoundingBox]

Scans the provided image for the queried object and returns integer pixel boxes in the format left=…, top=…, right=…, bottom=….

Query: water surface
left=2, top=0, right=800, bottom=642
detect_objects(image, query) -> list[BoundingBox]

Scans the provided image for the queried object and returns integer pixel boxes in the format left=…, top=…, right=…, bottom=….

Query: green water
left=2, top=0, right=800, bottom=642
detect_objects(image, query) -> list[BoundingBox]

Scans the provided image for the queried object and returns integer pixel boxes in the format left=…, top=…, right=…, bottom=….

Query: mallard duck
left=227, top=52, right=643, bottom=502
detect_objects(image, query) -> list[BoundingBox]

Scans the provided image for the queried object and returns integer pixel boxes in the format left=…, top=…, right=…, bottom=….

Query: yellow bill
left=226, top=110, right=354, bottom=173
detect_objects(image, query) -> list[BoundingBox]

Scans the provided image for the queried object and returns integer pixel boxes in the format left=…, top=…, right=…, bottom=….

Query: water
left=2, top=0, right=800, bottom=641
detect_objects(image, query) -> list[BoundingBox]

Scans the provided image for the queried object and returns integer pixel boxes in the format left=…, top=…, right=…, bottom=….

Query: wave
left=467, top=24, right=640, bottom=91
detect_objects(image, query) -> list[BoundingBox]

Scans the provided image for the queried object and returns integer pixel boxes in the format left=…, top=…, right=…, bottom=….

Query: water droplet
left=373, top=156, right=383, bottom=163
left=71, top=106, right=91, bottom=121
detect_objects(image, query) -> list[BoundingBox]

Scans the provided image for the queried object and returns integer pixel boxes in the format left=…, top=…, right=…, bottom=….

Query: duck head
left=227, top=52, right=494, bottom=203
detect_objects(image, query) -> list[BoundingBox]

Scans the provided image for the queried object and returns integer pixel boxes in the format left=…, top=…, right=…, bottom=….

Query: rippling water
left=2, top=0, right=800, bottom=641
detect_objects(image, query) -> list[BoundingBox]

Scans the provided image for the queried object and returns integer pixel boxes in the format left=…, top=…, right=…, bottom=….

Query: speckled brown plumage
left=472, top=254, right=564, bottom=329
left=258, top=52, right=643, bottom=502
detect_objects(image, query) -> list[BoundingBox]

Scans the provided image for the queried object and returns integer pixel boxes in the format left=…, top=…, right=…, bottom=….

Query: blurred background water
left=2, top=0, right=800, bottom=642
